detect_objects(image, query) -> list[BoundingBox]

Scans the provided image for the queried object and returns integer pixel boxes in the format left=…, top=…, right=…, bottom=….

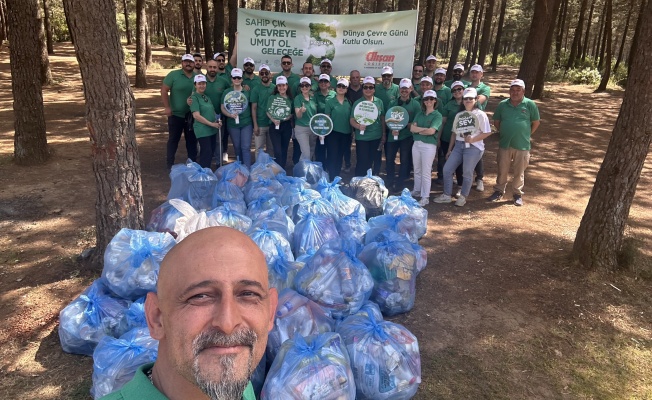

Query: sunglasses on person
left=321, top=64, right=331, bottom=68
left=423, top=97, right=436, bottom=101
left=232, top=76, right=243, bottom=80
left=363, top=85, right=375, bottom=90
left=244, top=63, right=254, bottom=67
left=300, top=83, right=311, bottom=87
left=336, top=84, right=347, bottom=89
left=452, top=87, right=464, bottom=92
left=382, top=74, right=392, bottom=78
left=463, top=97, right=476, bottom=101
left=215, top=58, right=225, bottom=63
left=259, top=71, right=270, bottom=76
left=319, top=79, right=330, bottom=83
left=282, top=61, right=292, bottom=65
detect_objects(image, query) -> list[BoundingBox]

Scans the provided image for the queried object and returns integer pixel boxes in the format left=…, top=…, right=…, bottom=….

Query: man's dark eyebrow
left=178, top=279, right=267, bottom=299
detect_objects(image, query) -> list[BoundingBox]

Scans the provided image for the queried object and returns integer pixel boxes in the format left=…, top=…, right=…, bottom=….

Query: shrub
left=497, top=53, right=522, bottom=67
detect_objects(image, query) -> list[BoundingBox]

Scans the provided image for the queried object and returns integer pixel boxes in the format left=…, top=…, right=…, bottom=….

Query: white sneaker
left=455, top=195, right=467, bottom=207
left=433, top=194, right=452, bottom=203
left=475, top=179, right=484, bottom=192
left=418, top=198, right=429, bottom=206
left=454, top=189, right=462, bottom=198
left=410, top=190, right=420, bottom=197
left=222, top=152, right=229, bottom=163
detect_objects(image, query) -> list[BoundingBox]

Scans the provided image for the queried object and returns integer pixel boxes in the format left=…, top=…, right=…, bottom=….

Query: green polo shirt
left=205, top=75, right=231, bottom=113
left=162, top=69, right=196, bottom=118
left=221, top=88, right=252, bottom=128
left=387, top=97, right=421, bottom=142
left=189, top=92, right=218, bottom=138
left=444, top=79, right=471, bottom=88
left=350, top=96, right=385, bottom=141
left=250, top=82, right=276, bottom=126
left=434, top=85, right=452, bottom=107
left=493, top=97, right=540, bottom=151
left=471, top=82, right=491, bottom=110
left=99, top=363, right=256, bottom=400
left=374, top=83, right=399, bottom=111
left=324, top=95, right=352, bottom=133
left=243, top=74, right=261, bottom=91
left=274, top=72, right=301, bottom=95
left=441, top=99, right=463, bottom=143
left=412, top=109, right=442, bottom=145
left=315, top=90, right=335, bottom=113
left=293, top=95, right=317, bottom=127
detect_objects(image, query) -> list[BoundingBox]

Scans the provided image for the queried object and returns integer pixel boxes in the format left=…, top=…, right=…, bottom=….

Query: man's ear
left=145, top=292, right=165, bottom=340
left=267, top=287, right=279, bottom=332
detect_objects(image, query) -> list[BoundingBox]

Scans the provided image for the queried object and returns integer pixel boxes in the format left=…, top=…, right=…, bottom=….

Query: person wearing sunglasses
left=189, top=75, right=222, bottom=168
left=375, top=65, right=399, bottom=111
left=274, top=54, right=300, bottom=95
left=434, top=88, right=492, bottom=207
left=266, top=75, right=294, bottom=170
left=444, top=63, right=471, bottom=88
left=411, top=64, right=424, bottom=95
left=241, top=57, right=260, bottom=91
left=251, top=64, right=276, bottom=160
left=468, top=64, right=491, bottom=192
left=436, top=81, right=465, bottom=188
left=410, top=90, right=442, bottom=206
left=213, top=51, right=233, bottom=164
left=294, top=77, right=318, bottom=161
left=221, top=68, right=254, bottom=167
left=319, top=58, right=338, bottom=88
left=350, top=76, right=385, bottom=176
left=324, top=78, right=353, bottom=177
left=315, top=74, right=336, bottom=164
left=433, top=68, right=452, bottom=110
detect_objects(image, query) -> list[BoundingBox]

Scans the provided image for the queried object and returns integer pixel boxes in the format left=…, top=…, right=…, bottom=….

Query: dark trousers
left=385, top=136, right=413, bottom=190
left=270, top=120, right=293, bottom=169
left=292, top=137, right=301, bottom=164
left=475, top=158, right=484, bottom=180
left=197, top=134, right=217, bottom=169
left=325, top=132, right=349, bottom=178
left=343, top=134, right=352, bottom=168
left=355, top=138, right=382, bottom=176
left=167, top=114, right=197, bottom=168
left=315, top=139, right=327, bottom=165
left=438, top=140, right=463, bottom=185
left=221, top=124, right=229, bottom=155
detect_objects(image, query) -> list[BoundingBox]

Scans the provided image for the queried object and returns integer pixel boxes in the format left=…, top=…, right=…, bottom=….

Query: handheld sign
left=452, top=110, right=480, bottom=148
left=385, top=106, right=409, bottom=141
left=223, top=91, right=248, bottom=124
left=309, top=113, right=333, bottom=145
left=353, top=100, right=379, bottom=135
left=267, top=96, right=292, bottom=129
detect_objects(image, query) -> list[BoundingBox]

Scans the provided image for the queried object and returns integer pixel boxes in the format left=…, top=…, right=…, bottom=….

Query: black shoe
left=434, top=178, right=443, bottom=185
left=513, top=194, right=523, bottom=206
left=487, top=191, right=503, bottom=202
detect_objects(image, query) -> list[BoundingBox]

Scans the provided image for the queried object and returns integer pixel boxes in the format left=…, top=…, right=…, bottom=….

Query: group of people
left=161, top=50, right=540, bottom=207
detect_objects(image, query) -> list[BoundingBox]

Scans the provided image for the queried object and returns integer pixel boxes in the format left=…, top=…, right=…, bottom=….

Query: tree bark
left=228, top=0, right=237, bottom=54
left=627, top=0, right=647, bottom=76
left=200, top=0, right=212, bottom=59
left=0, top=0, right=7, bottom=43
left=157, top=0, right=168, bottom=48
left=613, top=0, right=633, bottom=74
left=432, top=0, right=446, bottom=56
left=595, top=0, right=612, bottom=91
left=191, top=0, right=201, bottom=53
left=7, top=0, right=49, bottom=165
left=476, top=0, right=495, bottom=66
left=122, top=0, right=132, bottom=45
left=465, top=0, right=481, bottom=68
left=517, top=0, right=557, bottom=96
left=181, top=0, right=191, bottom=53
left=213, top=0, right=224, bottom=52
left=565, top=0, right=588, bottom=69
left=490, top=0, right=507, bottom=71
left=135, top=0, right=147, bottom=87
left=419, top=0, right=436, bottom=64
left=398, top=0, right=413, bottom=10
left=580, top=0, right=594, bottom=61
left=42, top=0, right=54, bottom=54
left=145, top=14, right=152, bottom=66
left=375, top=0, right=384, bottom=12
left=447, top=0, right=472, bottom=77
left=593, top=2, right=605, bottom=64
left=532, top=0, right=561, bottom=99
left=38, top=6, right=53, bottom=86
left=444, top=0, right=454, bottom=56
left=572, top=0, right=652, bottom=270
left=62, top=0, right=145, bottom=269
left=554, top=0, right=567, bottom=65
left=470, top=0, right=484, bottom=65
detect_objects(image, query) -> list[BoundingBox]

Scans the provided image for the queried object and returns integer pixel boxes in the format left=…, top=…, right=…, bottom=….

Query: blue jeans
left=228, top=125, right=253, bottom=167
left=443, top=142, right=484, bottom=197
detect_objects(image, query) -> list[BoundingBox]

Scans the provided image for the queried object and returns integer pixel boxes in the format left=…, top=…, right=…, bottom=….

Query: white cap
left=426, top=55, right=437, bottom=62
left=399, top=78, right=412, bottom=88
left=453, top=63, right=464, bottom=71
left=463, top=88, right=478, bottom=97
left=337, top=78, right=349, bottom=87
left=299, top=76, right=312, bottom=85
left=258, top=64, right=270, bottom=72
left=276, top=76, right=288, bottom=85
left=510, top=79, right=526, bottom=88
left=194, top=74, right=206, bottom=83
left=381, top=66, right=394, bottom=75
left=213, top=52, right=226, bottom=59
left=320, top=58, right=332, bottom=65
left=318, top=74, right=330, bottom=81
left=181, top=54, right=194, bottom=61
left=470, top=64, right=484, bottom=73
left=363, top=76, right=376, bottom=85
left=435, top=68, right=447, bottom=75
left=420, top=76, right=433, bottom=84
left=422, top=90, right=437, bottom=99
left=231, top=68, right=243, bottom=77
left=243, top=57, right=255, bottom=65
left=451, top=81, right=465, bottom=89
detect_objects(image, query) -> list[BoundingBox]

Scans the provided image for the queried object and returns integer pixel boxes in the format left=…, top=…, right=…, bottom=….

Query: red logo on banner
left=365, top=52, right=396, bottom=62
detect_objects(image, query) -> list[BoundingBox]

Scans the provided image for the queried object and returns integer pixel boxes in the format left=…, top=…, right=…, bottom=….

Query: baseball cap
left=426, top=55, right=437, bottom=62
left=435, top=68, right=447, bottom=75
left=337, top=78, right=349, bottom=87
left=194, top=74, right=206, bottom=83
left=319, top=74, right=330, bottom=82
left=510, top=79, right=526, bottom=88
left=399, top=78, right=412, bottom=88
left=231, top=68, right=243, bottom=77
left=463, top=88, right=478, bottom=97
left=363, top=76, right=376, bottom=85
left=213, top=52, right=226, bottom=59
left=470, top=64, right=484, bottom=73
left=320, top=58, right=332, bottom=66
left=258, top=64, right=270, bottom=72
left=453, top=63, right=464, bottom=71
left=181, top=54, right=194, bottom=62
left=243, top=57, right=255, bottom=65
left=276, top=76, right=288, bottom=85
left=423, top=90, right=437, bottom=98
left=451, top=81, right=465, bottom=89
left=300, top=76, right=312, bottom=85
left=420, top=76, right=433, bottom=84
left=381, top=66, right=394, bottom=75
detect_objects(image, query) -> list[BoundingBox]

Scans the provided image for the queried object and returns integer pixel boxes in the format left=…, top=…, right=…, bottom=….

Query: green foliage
left=47, top=0, right=71, bottom=42
left=123, top=46, right=134, bottom=64
left=567, top=67, right=602, bottom=85
left=498, top=53, right=522, bottom=67
left=151, top=34, right=183, bottom=47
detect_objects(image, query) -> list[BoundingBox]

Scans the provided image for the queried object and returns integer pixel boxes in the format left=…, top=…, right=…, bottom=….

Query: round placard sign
left=309, top=113, right=333, bottom=144
left=385, top=106, right=409, bottom=139
left=452, top=110, right=480, bottom=148
left=267, top=96, right=292, bottom=129
left=223, top=91, right=249, bottom=124
left=353, top=100, right=379, bottom=135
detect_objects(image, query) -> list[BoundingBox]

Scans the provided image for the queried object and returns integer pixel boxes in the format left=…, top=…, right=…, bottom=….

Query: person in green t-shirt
left=433, top=68, right=453, bottom=108
left=444, top=63, right=471, bottom=88
left=213, top=51, right=234, bottom=163
left=349, top=76, right=386, bottom=176
left=221, top=68, right=254, bottom=167
left=314, top=74, right=336, bottom=164
left=250, top=64, right=276, bottom=160
left=488, top=79, right=541, bottom=206
left=385, top=78, right=420, bottom=193
left=409, top=90, right=442, bottom=206
left=189, top=75, right=222, bottom=169
left=266, top=75, right=294, bottom=170
left=318, top=58, right=338, bottom=88
left=100, top=227, right=277, bottom=400
left=273, top=54, right=301, bottom=96
left=375, top=65, right=400, bottom=111
left=161, top=54, right=198, bottom=169
left=468, top=64, right=492, bottom=192
left=294, top=76, right=318, bottom=161
left=324, top=78, right=353, bottom=178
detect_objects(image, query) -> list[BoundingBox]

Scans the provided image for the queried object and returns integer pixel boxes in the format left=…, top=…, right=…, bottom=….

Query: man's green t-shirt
left=350, top=96, right=385, bottom=141
left=190, top=92, right=218, bottom=138
left=434, top=85, right=453, bottom=108
left=250, top=83, right=276, bottom=126
left=374, top=83, right=400, bottom=111
left=162, top=69, right=196, bottom=118
left=315, top=90, right=336, bottom=113
left=243, top=74, right=261, bottom=91
left=324, top=96, right=353, bottom=133
left=221, top=88, right=252, bottom=129
left=493, top=97, right=540, bottom=151
left=441, top=100, right=462, bottom=143
left=387, top=97, right=421, bottom=142
left=472, top=82, right=491, bottom=111
left=205, top=76, right=231, bottom=113
left=412, top=109, right=442, bottom=145
left=444, top=79, right=471, bottom=88
left=293, top=95, right=317, bottom=127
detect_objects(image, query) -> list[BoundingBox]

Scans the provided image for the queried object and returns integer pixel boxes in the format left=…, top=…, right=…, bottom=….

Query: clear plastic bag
left=335, top=313, right=421, bottom=400
left=292, top=214, right=339, bottom=258
left=212, top=197, right=247, bottom=215
left=90, top=327, right=159, bottom=399
left=383, top=188, right=428, bottom=240
left=215, top=160, right=250, bottom=188
left=292, top=197, right=339, bottom=224
left=146, top=200, right=184, bottom=239
left=268, top=252, right=304, bottom=291
left=213, top=176, right=245, bottom=202
left=244, top=177, right=284, bottom=204
left=167, top=159, right=202, bottom=201
left=248, top=225, right=294, bottom=265
left=169, top=199, right=223, bottom=242
left=186, top=167, right=218, bottom=211
left=102, top=228, right=176, bottom=300
left=115, top=296, right=147, bottom=338
left=366, top=214, right=423, bottom=244
left=411, top=242, right=427, bottom=275
left=280, top=184, right=321, bottom=217
left=341, top=169, right=388, bottom=219
left=206, top=204, right=252, bottom=232
left=292, top=160, right=329, bottom=186
left=318, top=176, right=365, bottom=220
left=261, top=333, right=356, bottom=400
left=251, top=149, right=284, bottom=180
left=336, top=205, right=369, bottom=246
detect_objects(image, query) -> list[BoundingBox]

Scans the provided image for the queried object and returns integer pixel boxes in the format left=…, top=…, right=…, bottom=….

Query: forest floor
left=1, top=42, right=651, bottom=399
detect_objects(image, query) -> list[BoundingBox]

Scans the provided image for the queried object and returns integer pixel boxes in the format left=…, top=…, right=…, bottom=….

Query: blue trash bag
left=276, top=174, right=309, bottom=189
left=251, top=149, right=285, bottom=180
left=115, top=297, right=147, bottom=338
left=268, top=251, right=304, bottom=291
left=411, top=242, right=427, bottom=275
left=261, top=333, right=356, bottom=400
left=146, top=200, right=184, bottom=239
left=102, top=229, right=176, bottom=300
left=167, top=159, right=202, bottom=201
left=266, top=288, right=335, bottom=363
left=358, top=230, right=417, bottom=316
left=341, top=169, right=388, bottom=219
left=250, top=352, right=267, bottom=399
left=90, top=327, right=159, bottom=399
left=212, top=197, right=247, bottom=215
left=366, top=214, right=423, bottom=244
left=186, top=166, right=218, bottom=211
left=215, top=160, right=250, bottom=188
left=292, top=214, right=339, bottom=258
left=295, top=248, right=316, bottom=264
left=249, top=214, right=294, bottom=244
left=213, top=175, right=245, bottom=202
left=59, top=279, right=130, bottom=356
left=336, top=205, right=369, bottom=246
left=333, top=300, right=384, bottom=331
left=318, top=176, right=365, bottom=220
left=294, top=238, right=374, bottom=319
left=383, top=188, right=428, bottom=240
left=280, top=184, right=321, bottom=217
left=206, top=204, right=252, bottom=232
left=292, top=160, right=329, bottom=186
left=292, top=197, right=339, bottom=224
left=246, top=194, right=278, bottom=219
left=244, top=177, right=284, bottom=204
left=335, top=313, right=421, bottom=400
left=248, top=225, right=294, bottom=265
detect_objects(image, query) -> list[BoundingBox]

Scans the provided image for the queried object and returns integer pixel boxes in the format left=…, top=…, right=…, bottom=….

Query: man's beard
left=191, top=328, right=258, bottom=400
left=435, top=78, right=444, bottom=85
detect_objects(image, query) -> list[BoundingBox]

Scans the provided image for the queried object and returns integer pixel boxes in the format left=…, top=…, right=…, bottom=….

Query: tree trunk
left=308, top=0, right=314, bottom=13
left=580, top=0, right=594, bottom=61
left=122, top=0, right=132, bottom=45
left=447, top=0, right=472, bottom=77
left=213, top=0, right=224, bottom=52
left=465, top=0, right=481, bottom=68
left=38, top=6, right=53, bottom=86
left=627, top=0, right=647, bottom=76
left=595, top=0, right=612, bottom=91
left=565, top=0, right=588, bottom=69
left=398, top=0, right=412, bottom=9
left=613, top=0, right=633, bottom=74
left=433, top=0, right=446, bottom=56
left=470, top=0, right=484, bottom=65
left=490, top=0, right=507, bottom=71
left=349, top=0, right=354, bottom=13
left=593, top=2, right=605, bottom=64
left=517, top=0, right=557, bottom=96
left=157, top=0, right=168, bottom=48
left=554, top=0, right=567, bottom=65
left=200, top=0, right=211, bottom=59
left=7, top=0, right=49, bottom=165
left=135, top=0, right=147, bottom=87
left=145, top=15, right=152, bottom=66
left=477, top=0, right=495, bottom=66
left=532, top=0, right=561, bottom=99
left=0, top=0, right=7, bottom=43
left=375, top=0, right=384, bottom=12
left=191, top=0, right=201, bottom=53
left=228, top=0, right=237, bottom=54
left=42, top=0, right=54, bottom=54
left=181, top=0, right=191, bottom=53
left=572, top=0, right=652, bottom=270
left=62, top=0, right=145, bottom=269
left=419, top=0, right=436, bottom=64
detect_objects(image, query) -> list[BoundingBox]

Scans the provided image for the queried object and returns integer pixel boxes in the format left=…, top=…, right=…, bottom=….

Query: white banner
left=237, top=8, right=418, bottom=78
